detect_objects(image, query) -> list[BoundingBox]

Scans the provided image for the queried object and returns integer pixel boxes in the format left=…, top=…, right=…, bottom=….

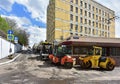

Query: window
left=102, top=18, right=104, bottom=22
left=88, top=28, right=91, bottom=34
left=99, top=9, right=101, bottom=14
left=96, top=22, right=98, bottom=27
left=80, top=1, right=83, bottom=7
left=70, top=14, right=73, bottom=21
left=89, top=4, right=91, bottom=10
left=102, top=31, right=104, bottom=36
left=75, top=24, right=78, bottom=31
left=105, top=32, right=107, bottom=37
left=70, top=23, right=73, bottom=31
left=108, top=26, right=110, bottom=31
left=89, top=12, right=91, bottom=18
left=105, top=25, right=107, bottom=30
left=76, top=7, right=78, bottom=13
left=102, top=24, right=104, bottom=29
left=85, top=19, right=87, bottom=24
left=76, top=0, right=78, bottom=4
left=85, top=27, right=87, bottom=34
left=92, top=21, right=94, bottom=26
left=70, top=0, right=73, bottom=3
left=99, top=16, right=101, bottom=21
left=99, top=23, right=101, bottom=28
left=89, top=20, right=91, bottom=25
left=96, top=8, right=98, bottom=13
left=92, top=14, right=94, bottom=19
left=70, top=5, right=73, bottom=12
left=92, top=29, right=95, bottom=35
left=80, top=17, right=83, bottom=23
left=80, top=9, right=83, bottom=15
left=96, top=15, right=98, bottom=20
left=76, top=16, right=78, bottom=22
left=102, top=11, right=104, bottom=16
left=96, top=29, right=98, bottom=35
left=85, top=3, right=87, bottom=8
left=92, top=6, right=94, bottom=11
left=80, top=26, right=83, bottom=33
left=85, top=11, right=87, bottom=16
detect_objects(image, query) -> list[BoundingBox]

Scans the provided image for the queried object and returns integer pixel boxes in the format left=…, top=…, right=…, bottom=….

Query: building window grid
left=76, top=16, right=78, bottom=22
left=70, top=14, right=73, bottom=21
left=75, top=24, right=78, bottom=32
left=85, top=10, right=87, bottom=16
left=85, top=19, right=87, bottom=24
left=76, top=7, right=78, bottom=13
left=76, top=0, right=78, bottom=4
left=96, top=8, right=98, bottom=13
left=80, top=26, right=83, bottom=33
left=89, top=4, right=91, bottom=10
left=80, top=9, right=83, bottom=15
left=70, top=5, right=73, bottom=12
left=89, top=12, right=91, bottom=18
left=80, top=17, right=83, bottom=23
left=85, top=3, right=87, bottom=8
left=80, top=1, right=83, bottom=7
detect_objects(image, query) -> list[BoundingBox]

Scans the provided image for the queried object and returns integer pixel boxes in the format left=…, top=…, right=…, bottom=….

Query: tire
left=64, top=62, right=73, bottom=69
left=85, top=61, right=92, bottom=69
left=106, top=62, right=115, bottom=71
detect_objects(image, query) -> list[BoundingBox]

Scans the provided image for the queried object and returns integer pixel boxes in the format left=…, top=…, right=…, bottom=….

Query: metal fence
left=0, top=36, right=22, bottom=59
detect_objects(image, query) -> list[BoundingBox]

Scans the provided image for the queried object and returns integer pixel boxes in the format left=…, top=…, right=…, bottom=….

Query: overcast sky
left=0, top=0, right=120, bottom=46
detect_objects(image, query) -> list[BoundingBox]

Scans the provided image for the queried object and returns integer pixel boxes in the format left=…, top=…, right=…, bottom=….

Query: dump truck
left=79, top=46, right=116, bottom=70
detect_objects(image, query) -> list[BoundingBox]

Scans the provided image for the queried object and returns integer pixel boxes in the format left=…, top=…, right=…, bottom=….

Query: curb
left=0, top=54, right=21, bottom=65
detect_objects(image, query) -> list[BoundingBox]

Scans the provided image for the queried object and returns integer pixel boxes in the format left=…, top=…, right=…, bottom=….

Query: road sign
left=7, top=30, right=13, bottom=34
left=14, top=36, right=18, bottom=40
left=7, top=34, right=14, bottom=40
left=14, top=36, right=18, bottom=43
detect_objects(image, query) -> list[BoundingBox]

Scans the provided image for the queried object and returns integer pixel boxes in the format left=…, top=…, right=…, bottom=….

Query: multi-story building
left=47, top=0, right=115, bottom=43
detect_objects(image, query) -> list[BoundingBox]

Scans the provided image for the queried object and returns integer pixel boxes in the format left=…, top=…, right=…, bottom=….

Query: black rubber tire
left=85, top=61, right=92, bottom=69
left=64, top=62, right=73, bottom=69
left=106, top=62, right=115, bottom=71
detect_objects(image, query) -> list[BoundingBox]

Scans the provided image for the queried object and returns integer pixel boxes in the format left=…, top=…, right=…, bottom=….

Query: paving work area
left=0, top=51, right=120, bottom=84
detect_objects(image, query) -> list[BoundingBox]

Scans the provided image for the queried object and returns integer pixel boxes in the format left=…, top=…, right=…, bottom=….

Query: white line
left=0, top=54, right=21, bottom=65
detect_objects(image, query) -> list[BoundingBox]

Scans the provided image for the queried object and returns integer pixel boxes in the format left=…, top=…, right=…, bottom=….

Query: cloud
left=15, top=0, right=49, bottom=23
left=1, top=15, right=32, bottom=27
left=24, top=26, right=46, bottom=47
left=0, top=0, right=14, bottom=12
left=0, top=0, right=49, bottom=23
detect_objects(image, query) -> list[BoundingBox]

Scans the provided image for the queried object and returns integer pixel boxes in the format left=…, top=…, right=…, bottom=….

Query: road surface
left=0, top=50, right=120, bottom=84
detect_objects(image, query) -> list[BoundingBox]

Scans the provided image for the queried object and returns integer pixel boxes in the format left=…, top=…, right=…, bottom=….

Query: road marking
left=0, top=54, right=21, bottom=65
left=89, top=76, right=120, bottom=80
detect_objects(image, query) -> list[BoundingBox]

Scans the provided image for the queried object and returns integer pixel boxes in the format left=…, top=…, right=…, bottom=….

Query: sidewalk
left=0, top=53, right=20, bottom=65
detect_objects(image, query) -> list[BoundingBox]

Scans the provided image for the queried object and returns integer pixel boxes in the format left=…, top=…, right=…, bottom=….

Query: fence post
left=0, top=36, right=2, bottom=59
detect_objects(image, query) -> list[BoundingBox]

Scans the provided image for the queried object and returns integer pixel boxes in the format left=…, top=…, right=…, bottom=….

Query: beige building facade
left=47, top=0, right=115, bottom=43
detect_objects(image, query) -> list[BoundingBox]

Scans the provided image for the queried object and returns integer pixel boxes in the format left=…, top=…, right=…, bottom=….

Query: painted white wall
left=0, top=36, right=22, bottom=59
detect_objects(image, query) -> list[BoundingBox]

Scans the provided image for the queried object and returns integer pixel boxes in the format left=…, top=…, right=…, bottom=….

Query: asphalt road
left=0, top=50, right=120, bottom=84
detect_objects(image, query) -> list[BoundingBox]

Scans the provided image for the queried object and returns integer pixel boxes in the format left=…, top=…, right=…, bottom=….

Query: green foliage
left=0, top=16, right=10, bottom=34
left=0, top=16, right=29, bottom=46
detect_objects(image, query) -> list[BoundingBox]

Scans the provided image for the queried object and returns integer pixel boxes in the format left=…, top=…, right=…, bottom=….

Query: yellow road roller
left=79, top=46, right=116, bottom=70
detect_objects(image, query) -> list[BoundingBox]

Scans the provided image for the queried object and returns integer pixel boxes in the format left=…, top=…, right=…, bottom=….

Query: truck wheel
left=106, top=62, right=115, bottom=71
left=64, top=62, right=73, bottom=69
left=85, top=61, right=92, bottom=69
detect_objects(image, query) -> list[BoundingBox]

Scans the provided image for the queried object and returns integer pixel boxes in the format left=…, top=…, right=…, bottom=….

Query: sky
left=0, top=0, right=120, bottom=47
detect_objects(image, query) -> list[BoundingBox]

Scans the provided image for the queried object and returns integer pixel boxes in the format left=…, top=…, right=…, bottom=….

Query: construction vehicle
left=49, top=45, right=74, bottom=69
left=79, top=46, right=116, bottom=70
left=39, top=42, right=52, bottom=60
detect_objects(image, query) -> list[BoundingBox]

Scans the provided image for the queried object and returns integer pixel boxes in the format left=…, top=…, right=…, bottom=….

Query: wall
left=0, top=36, right=22, bottom=59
